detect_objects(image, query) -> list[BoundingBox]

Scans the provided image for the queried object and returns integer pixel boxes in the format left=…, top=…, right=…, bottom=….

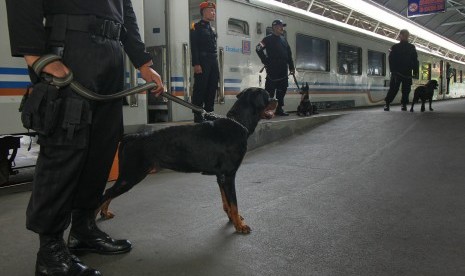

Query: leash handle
left=291, top=73, right=301, bottom=90
left=30, top=54, right=208, bottom=115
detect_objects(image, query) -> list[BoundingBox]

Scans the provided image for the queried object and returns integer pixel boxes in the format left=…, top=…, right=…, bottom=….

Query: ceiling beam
left=441, top=20, right=465, bottom=26
left=447, top=5, right=465, bottom=11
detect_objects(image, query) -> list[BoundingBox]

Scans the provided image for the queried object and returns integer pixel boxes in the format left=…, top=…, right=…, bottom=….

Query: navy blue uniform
left=6, top=0, right=152, bottom=235
left=385, top=41, right=419, bottom=107
left=256, top=34, right=295, bottom=108
left=190, top=20, right=219, bottom=113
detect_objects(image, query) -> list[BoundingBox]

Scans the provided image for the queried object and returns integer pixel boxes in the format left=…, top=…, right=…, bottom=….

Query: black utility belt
left=45, top=14, right=123, bottom=41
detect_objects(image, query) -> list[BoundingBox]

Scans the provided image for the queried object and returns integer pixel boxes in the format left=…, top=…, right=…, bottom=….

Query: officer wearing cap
left=384, top=29, right=419, bottom=111
left=256, top=19, right=295, bottom=116
left=190, top=1, right=219, bottom=123
left=5, top=0, right=164, bottom=275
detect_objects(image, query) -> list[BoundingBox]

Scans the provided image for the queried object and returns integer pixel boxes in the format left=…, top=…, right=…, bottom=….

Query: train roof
left=249, top=0, right=465, bottom=65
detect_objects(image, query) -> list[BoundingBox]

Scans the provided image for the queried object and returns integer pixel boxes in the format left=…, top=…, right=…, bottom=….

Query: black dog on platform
left=97, top=88, right=277, bottom=234
left=410, top=80, right=439, bottom=112
left=297, top=83, right=318, bottom=116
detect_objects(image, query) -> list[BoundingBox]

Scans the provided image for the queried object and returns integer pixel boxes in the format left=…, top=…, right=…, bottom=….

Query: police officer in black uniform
left=190, top=1, right=219, bottom=123
left=256, top=19, right=295, bottom=116
left=384, top=29, right=419, bottom=111
left=5, top=0, right=164, bottom=275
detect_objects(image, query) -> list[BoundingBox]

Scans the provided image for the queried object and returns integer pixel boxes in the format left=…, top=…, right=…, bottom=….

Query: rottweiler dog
left=410, top=80, right=439, bottom=112
left=98, top=88, right=277, bottom=234
left=297, top=83, right=318, bottom=116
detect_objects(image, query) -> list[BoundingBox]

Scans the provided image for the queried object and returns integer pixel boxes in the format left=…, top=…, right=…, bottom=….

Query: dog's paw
left=430, top=108, right=434, bottom=111
left=100, top=210, right=115, bottom=220
left=234, top=222, right=252, bottom=234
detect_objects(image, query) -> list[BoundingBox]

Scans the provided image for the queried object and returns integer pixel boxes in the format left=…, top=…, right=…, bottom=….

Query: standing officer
left=190, top=1, right=219, bottom=123
left=384, top=29, right=419, bottom=111
left=6, top=0, right=164, bottom=275
left=256, top=19, right=295, bottom=116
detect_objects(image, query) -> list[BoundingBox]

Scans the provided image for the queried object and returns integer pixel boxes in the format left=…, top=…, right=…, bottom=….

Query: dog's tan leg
left=229, top=204, right=251, bottom=234
left=219, top=188, right=232, bottom=219
left=98, top=199, right=115, bottom=220
left=219, top=187, right=244, bottom=222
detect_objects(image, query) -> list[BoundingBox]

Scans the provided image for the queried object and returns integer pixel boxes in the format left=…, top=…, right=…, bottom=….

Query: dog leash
left=31, top=54, right=207, bottom=114
left=291, top=73, right=301, bottom=90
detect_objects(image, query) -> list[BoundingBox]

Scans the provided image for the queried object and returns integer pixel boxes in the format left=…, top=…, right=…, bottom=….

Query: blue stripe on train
left=0, top=68, right=29, bottom=75
left=0, top=81, right=31, bottom=88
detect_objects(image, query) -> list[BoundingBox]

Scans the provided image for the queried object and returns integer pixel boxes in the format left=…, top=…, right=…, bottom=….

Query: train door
left=439, top=60, right=445, bottom=97
left=144, top=0, right=170, bottom=123
left=146, top=46, right=169, bottom=123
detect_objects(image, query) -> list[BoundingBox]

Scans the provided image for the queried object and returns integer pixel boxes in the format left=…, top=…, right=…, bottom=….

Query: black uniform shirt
left=256, top=34, right=295, bottom=79
left=5, top=0, right=152, bottom=68
left=389, top=41, right=419, bottom=77
left=190, top=20, right=217, bottom=66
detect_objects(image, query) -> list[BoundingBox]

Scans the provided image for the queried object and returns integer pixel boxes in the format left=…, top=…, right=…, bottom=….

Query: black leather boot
left=36, top=233, right=101, bottom=276
left=68, top=210, right=132, bottom=255
left=275, top=107, right=289, bottom=116
left=193, top=113, right=205, bottom=123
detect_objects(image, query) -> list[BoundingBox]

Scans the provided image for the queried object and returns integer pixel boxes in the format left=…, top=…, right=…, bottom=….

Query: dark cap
left=272, top=19, right=286, bottom=27
left=200, top=1, right=216, bottom=10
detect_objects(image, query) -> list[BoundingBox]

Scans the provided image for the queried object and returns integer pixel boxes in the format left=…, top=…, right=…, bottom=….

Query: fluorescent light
left=331, top=0, right=465, bottom=55
left=253, top=0, right=465, bottom=60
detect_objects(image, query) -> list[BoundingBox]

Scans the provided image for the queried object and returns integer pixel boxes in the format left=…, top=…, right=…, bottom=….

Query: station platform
left=2, top=99, right=465, bottom=275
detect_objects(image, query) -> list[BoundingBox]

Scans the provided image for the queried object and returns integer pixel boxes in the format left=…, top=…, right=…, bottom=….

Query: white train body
left=1, top=0, right=465, bottom=135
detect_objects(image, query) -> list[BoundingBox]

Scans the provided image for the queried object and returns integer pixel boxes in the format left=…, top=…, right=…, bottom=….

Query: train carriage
left=1, top=0, right=465, bottom=136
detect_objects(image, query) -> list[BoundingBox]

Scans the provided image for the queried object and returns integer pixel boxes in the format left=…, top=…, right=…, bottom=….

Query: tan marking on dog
left=229, top=204, right=251, bottom=234
left=219, top=188, right=232, bottom=219
left=98, top=199, right=115, bottom=220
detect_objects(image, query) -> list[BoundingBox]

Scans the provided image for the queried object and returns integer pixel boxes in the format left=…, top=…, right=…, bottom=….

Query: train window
left=295, top=33, right=330, bottom=72
left=367, top=50, right=386, bottom=76
left=228, top=18, right=249, bottom=36
left=337, top=43, right=362, bottom=75
left=460, top=70, right=463, bottom=83
left=421, top=63, right=431, bottom=80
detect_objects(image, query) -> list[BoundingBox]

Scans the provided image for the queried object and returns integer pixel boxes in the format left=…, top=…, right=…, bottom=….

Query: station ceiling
left=369, top=0, right=465, bottom=46
left=278, top=0, right=465, bottom=47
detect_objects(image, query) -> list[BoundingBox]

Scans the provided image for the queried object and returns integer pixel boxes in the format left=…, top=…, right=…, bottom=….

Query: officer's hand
left=194, top=65, right=203, bottom=74
left=24, top=55, right=70, bottom=78
left=139, top=62, right=164, bottom=96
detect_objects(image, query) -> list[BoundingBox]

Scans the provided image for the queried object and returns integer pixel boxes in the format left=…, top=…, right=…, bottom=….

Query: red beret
left=200, top=1, right=216, bottom=10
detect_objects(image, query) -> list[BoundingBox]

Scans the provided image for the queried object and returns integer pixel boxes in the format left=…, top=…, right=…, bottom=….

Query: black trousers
left=192, top=58, right=219, bottom=112
left=385, top=74, right=412, bottom=106
left=26, top=31, right=124, bottom=235
left=265, top=77, right=288, bottom=108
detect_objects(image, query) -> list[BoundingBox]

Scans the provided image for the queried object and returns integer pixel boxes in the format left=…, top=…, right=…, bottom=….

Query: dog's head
left=427, top=80, right=439, bottom=90
left=227, top=87, right=277, bottom=135
left=299, top=82, right=310, bottom=95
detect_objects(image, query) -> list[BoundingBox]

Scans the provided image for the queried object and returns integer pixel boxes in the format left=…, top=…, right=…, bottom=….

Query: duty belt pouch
left=62, top=98, right=86, bottom=140
left=20, top=82, right=62, bottom=136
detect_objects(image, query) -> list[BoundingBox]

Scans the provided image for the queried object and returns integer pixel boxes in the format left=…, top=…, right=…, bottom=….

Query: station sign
left=407, top=0, right=446, bottom=17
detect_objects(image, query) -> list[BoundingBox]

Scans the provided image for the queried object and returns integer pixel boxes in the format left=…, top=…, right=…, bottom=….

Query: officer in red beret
left=190, top=1, right=219, bottom=123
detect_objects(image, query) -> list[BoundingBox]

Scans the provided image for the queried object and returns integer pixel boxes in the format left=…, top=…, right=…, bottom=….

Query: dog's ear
left=253, top=88, right=269, bottom=110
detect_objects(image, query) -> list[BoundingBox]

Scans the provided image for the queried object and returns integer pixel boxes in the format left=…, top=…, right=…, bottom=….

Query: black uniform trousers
left=385, top=73, right=412, bottom=106
left=192, top=56, right=219, bottom=112
left=265, top=77, right=288, bottom=108
left=26, top=31, right=124, bottom=235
